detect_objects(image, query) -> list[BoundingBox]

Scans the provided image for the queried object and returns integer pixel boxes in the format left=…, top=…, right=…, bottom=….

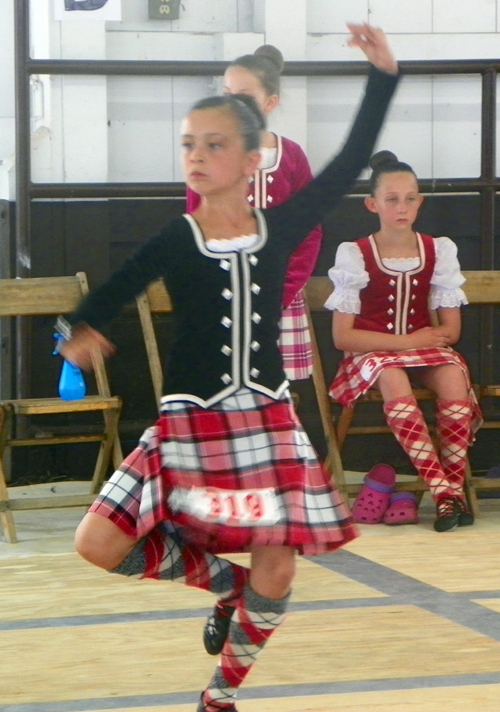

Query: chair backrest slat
left=460, top=271, right=500, bottom=304
left=0, top=275, right=86, bottom=316
left=0, top=272, right=112, bottom=400
left=144, top=279, right=173, bottom=313
left=305, top=271, right=500, bottom=313
left=136, top=279, right=173, bottom=407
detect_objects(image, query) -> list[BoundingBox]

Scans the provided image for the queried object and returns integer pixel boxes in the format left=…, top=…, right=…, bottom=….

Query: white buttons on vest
left=221, top=316, right=232, bottom=328
left=251, top=312, right=261, bottom=323
left=388, top=294, right=395, bottom=302
left=389, top=279, right=396, bottom=286
left=221, top=345, right=232, bottom=356
left=222, top=288, right=233, bottom=300
left=250, top=367, right=260, bottom=378
left=221, top=373, right=232, bottom=384
left=387, top=322, right=394, bottom=330
left=250, top=340, right=260, bottom=351
left=220, top=259, right=230, bottom=271
left=249, top=255, right=258, bottom=265
left=247, top=195, right=254, bottom=202
left=251, top=283, right=261, bottom=294
left=267, top=195, right=273, bottom=203
left=387, top=308, right=394, bottom=315
left=413, top=278, right=419, bottom=285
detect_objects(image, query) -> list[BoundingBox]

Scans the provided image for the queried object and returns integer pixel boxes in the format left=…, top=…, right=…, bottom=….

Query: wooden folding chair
left=0, top=273, right=123, bottom=543
left=136, top=278, right=173, bottom=406
left=303, top=291, right=348, bottom=498
left=455, top=271, right=500, bottom=508
left=304, top=273, right=500, bottom=516
left=138, top=274, right=500, bottom=515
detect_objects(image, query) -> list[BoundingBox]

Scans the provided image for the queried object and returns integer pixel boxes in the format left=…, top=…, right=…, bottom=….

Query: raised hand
left=59, top=324, right=116, bottom=372
left=347, top=23, right=398, bottom=75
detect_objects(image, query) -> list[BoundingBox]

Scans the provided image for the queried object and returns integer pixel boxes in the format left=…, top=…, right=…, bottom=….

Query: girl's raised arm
left=346, top=23, right=398, bottom=75
left=266, top=26, right=400, bottom=247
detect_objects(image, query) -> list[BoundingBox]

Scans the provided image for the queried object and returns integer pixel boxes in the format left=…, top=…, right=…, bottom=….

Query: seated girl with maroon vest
left=325, top=150, right=483, bottom=533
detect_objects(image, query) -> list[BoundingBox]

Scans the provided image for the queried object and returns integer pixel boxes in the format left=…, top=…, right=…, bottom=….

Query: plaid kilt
left=329, top=347, right=482, bottom=434
left=278, top=291, right=313, bottom=381
left=90, top=389, right=357, bottom=556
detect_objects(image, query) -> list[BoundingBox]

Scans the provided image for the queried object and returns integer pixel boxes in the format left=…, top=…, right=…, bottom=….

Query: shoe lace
left=205, top=614, right=218, bottom=638
left=437, top=497, right=456, bottom=516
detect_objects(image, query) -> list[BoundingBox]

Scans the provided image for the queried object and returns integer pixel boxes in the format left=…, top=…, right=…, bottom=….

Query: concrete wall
left=2, top=0, right=500, bottom=196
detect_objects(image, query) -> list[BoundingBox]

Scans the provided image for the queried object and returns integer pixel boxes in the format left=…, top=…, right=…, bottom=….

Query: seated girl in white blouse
left=325, top=150, right=482, bottom=533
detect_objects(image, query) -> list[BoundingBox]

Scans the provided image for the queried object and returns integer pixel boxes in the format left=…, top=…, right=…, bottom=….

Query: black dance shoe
left=457, top=499, right=474, bottom=527
left=434, top=496, right=460, bottom=532
left=203, top=602, right=235, bottom=655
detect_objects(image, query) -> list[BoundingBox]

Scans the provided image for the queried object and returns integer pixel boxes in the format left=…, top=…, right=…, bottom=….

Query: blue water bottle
left=53, top=334, right=86, bottom=400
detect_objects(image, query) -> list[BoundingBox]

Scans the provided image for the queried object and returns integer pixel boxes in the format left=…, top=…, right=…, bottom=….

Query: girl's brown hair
left=369, top=150, right=418, bottom=195
left=228, top=44, right=284, bottom=97
left=190, top=93, right=265, bottom=151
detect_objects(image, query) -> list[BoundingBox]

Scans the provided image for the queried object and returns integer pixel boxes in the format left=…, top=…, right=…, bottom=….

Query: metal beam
left=25, top=58, right=500, bottom=77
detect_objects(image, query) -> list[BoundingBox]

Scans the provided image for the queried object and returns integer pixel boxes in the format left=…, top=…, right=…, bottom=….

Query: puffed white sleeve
left=429, top=236, right=468, bottom=309
left=324, top=242, right=369, bottom=312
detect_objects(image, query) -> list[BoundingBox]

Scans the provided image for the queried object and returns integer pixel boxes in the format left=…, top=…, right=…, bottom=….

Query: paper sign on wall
left=54, top=0, right=122, bottom=21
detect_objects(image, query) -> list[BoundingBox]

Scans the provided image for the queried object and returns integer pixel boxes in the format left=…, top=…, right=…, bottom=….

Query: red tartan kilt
left=278, top=292, right=313, bottom=381
left=329, top=347, right=483, bottom=435
left=89, top=394, right=358, bottom=556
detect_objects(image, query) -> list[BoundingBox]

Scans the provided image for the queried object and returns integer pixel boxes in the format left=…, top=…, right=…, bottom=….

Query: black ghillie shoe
left=203, top=602, right=235, bottom=655
left=457, top=499, right=474, bottom=527
left=197, top=694, right=238, bottom=712
left=434, top=496, right=460, bottom=532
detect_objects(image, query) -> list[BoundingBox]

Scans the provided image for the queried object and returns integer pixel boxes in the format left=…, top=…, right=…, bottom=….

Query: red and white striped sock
left=201, top=583, right=290, bottom=711
left=383, top=395, right=456, bottom=501
left=435, top=398, right=473, bottom=499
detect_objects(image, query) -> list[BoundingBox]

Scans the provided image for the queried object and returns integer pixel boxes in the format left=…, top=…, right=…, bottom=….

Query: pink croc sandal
left=383, top=492, right=419, bottom=525
left=351, top=464, right=396, bottom=524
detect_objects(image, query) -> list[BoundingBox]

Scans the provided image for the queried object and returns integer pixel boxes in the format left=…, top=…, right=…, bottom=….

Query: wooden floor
left=3, top=481, right=500, bottom=712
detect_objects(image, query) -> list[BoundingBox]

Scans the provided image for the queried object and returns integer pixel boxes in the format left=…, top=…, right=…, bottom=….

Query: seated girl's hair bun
left=254, top=45, right=284, bottom=74
left=369, top=150, right=398, bottom=171
left=368, top=151, right=417, bottom=195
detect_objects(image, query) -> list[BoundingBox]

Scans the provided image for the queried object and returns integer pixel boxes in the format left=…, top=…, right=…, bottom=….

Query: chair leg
left=305, top=302, right=347, bottom=498
left=323, top=425, right=347, bottom=496
left=464, top=456, right=480, bottom=519
left=336, top=406, right=355, bottom=451
left=0, top=406, right=17, bottom=543
left=112, top=429, right=124, bottom=471
left=90, top=405, right=121, bottom=495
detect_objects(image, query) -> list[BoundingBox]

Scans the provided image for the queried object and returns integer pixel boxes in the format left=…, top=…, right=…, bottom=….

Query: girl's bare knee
left=420, top=364, right=468, bottom=400
left=250, top=546, right=296, bottom=598
left=268, top=557, right=295, bottom=588
left=75, top=513, right=135, bottom=570
left=376, top=368, right=412, bottom=401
